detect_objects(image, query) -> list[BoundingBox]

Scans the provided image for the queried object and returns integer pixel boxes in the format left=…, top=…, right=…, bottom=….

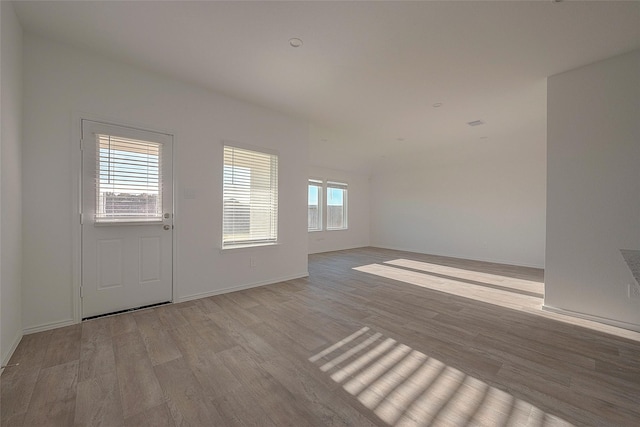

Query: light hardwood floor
left=2, top=247, right=639, bottom=426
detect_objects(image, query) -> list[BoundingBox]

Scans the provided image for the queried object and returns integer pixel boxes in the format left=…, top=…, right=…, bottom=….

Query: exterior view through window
left=96, top=134, right=162, bottom=222
left=308, top=179, right=348, bottom=231
left=308, top=179, right=323, bottom=231
left=327, top=181, right=347, bottom=230
left=223, top=145, right=278, bottom=248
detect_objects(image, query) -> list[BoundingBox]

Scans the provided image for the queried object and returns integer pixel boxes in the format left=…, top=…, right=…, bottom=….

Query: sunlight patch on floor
left=384, top=259, right=543, bottom=295
left=310, top=327, right=573, bottom=427
left=353, top=261, right=640, bottom=341
left=354, top=263, right=542, bottom=311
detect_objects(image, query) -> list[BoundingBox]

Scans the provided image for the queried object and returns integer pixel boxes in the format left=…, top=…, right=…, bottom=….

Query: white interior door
left=81, top=120, right=173, bottom=318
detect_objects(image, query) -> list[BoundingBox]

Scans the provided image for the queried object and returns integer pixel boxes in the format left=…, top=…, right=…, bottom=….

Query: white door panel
left=81, top=120, right=173, bottom=318
left=140, top=236, right=162, bottom=283
left=96, top=238, right=123, bottom=289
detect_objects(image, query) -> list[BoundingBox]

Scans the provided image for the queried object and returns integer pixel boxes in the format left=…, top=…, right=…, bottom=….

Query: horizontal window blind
left=327, top=181, right=348, bottom=190
left=223, top=145, right=278, bottom=247
left=95, top=134, right=162, bottom=221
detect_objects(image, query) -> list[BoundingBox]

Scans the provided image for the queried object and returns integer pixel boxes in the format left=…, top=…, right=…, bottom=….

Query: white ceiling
left=13, top=1, right=640, bottom=172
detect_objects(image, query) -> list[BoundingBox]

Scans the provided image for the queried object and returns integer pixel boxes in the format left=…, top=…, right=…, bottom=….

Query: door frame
left=71, top=113, right=178, bottom=323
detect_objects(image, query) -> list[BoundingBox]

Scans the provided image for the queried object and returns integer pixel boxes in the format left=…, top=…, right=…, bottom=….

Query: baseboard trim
left=542, top=304, right=640, bottom=333
left=308, top=244, right=370, bottom=255
left=19, top=273, right=311, bottom=334
left=1, top=331, right=24, bottom=371
left=176, top=271, right=310, bottom=303
left=23, top=318, right=76, bottom=335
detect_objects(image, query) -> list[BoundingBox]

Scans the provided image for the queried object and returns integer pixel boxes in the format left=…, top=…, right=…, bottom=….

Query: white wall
left=370, top=130, right=547, bottom=268
left=1, top=0, right=24, bottom=364
left=22, top=35, right=309, bottom=332
left=545, top=50, right=640, bottom=330
left=308, top=166, right=370, bottom=254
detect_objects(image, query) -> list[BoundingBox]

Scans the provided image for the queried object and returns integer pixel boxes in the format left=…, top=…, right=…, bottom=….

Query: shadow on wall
left=620, top=250, right=640, bottom=286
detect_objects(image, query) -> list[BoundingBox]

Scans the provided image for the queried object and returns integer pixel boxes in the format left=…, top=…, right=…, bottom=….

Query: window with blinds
left=95, top=134, right=162, bottom=222
left=223, top=145, right=278, bottom=248
left=327, top=181, right=348, bottom=230
left=308, top=179, right=323, bottom=231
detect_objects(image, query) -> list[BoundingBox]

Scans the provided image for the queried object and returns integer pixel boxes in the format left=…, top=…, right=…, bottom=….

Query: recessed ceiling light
left=480, top=136, right=489, bottom=140
left=289, top=38, right=303, bottom=48
left=467, top=120, right=485, bottom=127
left=432, top=102, right=443, bottom=108
left=396, top=138, right=405, bottom=142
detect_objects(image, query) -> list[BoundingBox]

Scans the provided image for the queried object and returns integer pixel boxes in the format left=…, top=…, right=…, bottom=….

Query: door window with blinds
left=223, top=144, right=278, bottom=248
left=95, top=134, right=162, bottom=222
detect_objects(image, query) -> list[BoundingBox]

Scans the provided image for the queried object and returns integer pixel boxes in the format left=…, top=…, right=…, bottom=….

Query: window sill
left=94, top=220, right=164, bottom=227
left=220, top=242, right=280, bottom=254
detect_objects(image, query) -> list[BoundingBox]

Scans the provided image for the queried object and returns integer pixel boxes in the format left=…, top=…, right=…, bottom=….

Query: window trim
left=326, top=181, right=348, bottom=231
left=307, top=178, right=348, bottom=232
left=222, top=142, right=279, bottom=249
left=308, top=178, right=323, bottom=232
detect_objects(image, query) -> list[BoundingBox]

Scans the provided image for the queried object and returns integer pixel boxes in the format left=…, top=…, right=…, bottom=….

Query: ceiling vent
left=467, top=120, right=485, bottom=127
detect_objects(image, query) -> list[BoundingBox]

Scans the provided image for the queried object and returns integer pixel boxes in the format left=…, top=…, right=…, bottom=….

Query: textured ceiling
left=13, top=1, right=640, bottom=171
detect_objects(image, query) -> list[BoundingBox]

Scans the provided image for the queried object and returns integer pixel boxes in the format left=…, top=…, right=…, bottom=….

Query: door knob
left=163, top=225, right=171, bottom=230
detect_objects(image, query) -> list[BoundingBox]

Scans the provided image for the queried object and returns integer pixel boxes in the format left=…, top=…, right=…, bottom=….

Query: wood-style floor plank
left=41, top=325, right=81, bottom=369
left=111, top=330, right=164, bottom=419
left=0, top=368, right=39, bottom=426
left=73, top=372, right=123, bottom=427
left=122, top=403, right=175, bottom=427
left=78, top=320, right=116, bottom=382
left=22, top=360, right=78, bottom=426
left=2, top=247, right=640, bottom=426
left=153, top=357, right=225, bottom=426
left=133, top=310, right=182, bottom=366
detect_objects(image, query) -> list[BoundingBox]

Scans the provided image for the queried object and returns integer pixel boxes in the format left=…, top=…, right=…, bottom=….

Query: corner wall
left=308, top=166, right=370, bottom=254
left=22, top=35, right=309, bottom=331
left=370, top=127, right=547, bottom=268
left=545, top=49, right=640, bottom=330
left=1, top=0, right=24, bottom=364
